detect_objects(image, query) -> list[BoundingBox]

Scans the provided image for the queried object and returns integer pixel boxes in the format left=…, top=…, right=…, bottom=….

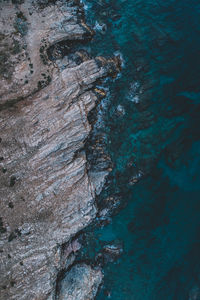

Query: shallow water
left=80, top=0, right=200, bottom=299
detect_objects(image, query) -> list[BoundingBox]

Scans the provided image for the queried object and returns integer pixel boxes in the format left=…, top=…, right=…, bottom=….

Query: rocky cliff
left=0, top=1, right=120, bottom=299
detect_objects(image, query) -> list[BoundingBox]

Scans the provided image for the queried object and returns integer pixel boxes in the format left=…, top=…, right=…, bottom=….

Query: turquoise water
left=80, top=0, right=200, bottom=299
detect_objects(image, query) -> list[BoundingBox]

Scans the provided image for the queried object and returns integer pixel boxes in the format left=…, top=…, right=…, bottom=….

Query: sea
left=77, top=1, right=200, bottom=299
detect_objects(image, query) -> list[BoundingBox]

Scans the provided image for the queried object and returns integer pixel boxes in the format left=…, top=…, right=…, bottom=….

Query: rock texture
left=57, top=263, right=103, bottom=300
left=0, top=1, right=120, bottom=299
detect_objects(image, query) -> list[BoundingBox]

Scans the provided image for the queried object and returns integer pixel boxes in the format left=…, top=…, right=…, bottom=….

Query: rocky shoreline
left=0, top=1, right=120, bottom=299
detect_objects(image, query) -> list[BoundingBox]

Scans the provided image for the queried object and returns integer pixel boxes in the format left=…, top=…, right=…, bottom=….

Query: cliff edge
left=0, top=1, right=120, bottom=299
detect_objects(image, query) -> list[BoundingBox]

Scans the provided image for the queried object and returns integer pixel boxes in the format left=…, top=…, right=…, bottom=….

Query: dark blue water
left=80, top=0, right=200, bottom=299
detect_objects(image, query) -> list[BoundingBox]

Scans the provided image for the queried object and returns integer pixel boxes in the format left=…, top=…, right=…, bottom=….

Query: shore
left=0, top=1, right=120, bottom=299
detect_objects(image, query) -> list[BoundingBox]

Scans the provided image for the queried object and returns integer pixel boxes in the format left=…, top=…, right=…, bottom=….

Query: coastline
left=0, top=1, right=120, bottom=299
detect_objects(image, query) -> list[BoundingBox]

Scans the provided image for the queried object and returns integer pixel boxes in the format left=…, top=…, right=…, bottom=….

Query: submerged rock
left=96, top=241, right=123, bottom=265
left=57, top=263, right=103, bottom=300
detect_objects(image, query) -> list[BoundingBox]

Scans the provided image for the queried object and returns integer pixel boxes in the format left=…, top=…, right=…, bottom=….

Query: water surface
left=80, top=1, right=200, bottom=299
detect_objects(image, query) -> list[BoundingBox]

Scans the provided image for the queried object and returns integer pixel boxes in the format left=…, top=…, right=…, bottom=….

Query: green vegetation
left=8, top=232, right=17, bottom=242
left=8, top=202, right=14, bottom=209
left=9, top=175, right=16, bottom=187
left=11, top=0, right=24, bottom=4
left=11, top=39, right=21, bottom=55
left=0, top=217, right=7, bottom=234
left=14, top=11, right=28, bottom=36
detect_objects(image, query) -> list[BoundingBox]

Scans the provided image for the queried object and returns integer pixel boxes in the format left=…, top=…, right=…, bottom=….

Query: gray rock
left=57, top=263, right=103, bottom=300
left=0, top=1, right=120, bottom=299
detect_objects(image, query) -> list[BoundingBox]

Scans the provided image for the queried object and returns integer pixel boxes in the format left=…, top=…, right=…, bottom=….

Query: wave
left=127, top=81, right=141, bottom=103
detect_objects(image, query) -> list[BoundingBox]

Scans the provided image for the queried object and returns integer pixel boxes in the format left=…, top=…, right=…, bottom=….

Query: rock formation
left=57, top=263, right=103, bottom=300
left=0, top=1, right=120, bottom=299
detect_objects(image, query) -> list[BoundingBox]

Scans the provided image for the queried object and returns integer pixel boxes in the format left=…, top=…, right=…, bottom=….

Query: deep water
left=79, top=0, right=200, bottom=299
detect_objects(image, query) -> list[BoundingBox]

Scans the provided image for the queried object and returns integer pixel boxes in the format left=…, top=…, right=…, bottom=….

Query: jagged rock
left=96, top=241, right=123, bottom=265
left=0, top=1, right=120, bottom=299
left=89, top=171, right=109, bottom=195
left=57, top=263, right=103, bottom=300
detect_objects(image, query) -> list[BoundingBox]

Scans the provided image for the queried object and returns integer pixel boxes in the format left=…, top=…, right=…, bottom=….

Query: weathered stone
left=57, top=263, right=103, bottom=300
left=0, top=1, right=120, bottom=299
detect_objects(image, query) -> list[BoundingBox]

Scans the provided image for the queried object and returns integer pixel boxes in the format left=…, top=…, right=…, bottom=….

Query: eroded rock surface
left=0, top=1, right=120, bottom=299
left=57, top=263, right=103, bottom=300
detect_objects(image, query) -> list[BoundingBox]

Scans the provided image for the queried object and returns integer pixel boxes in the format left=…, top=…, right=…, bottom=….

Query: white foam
left=116, top=104, right=125, bottom=116
left=127, top=81, right=141, bottom=103
left=131, top=95, right=140, bottom=103
left=80, top=0, right=91, bottom=12
left=94, top=21, right=107, bottom=33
